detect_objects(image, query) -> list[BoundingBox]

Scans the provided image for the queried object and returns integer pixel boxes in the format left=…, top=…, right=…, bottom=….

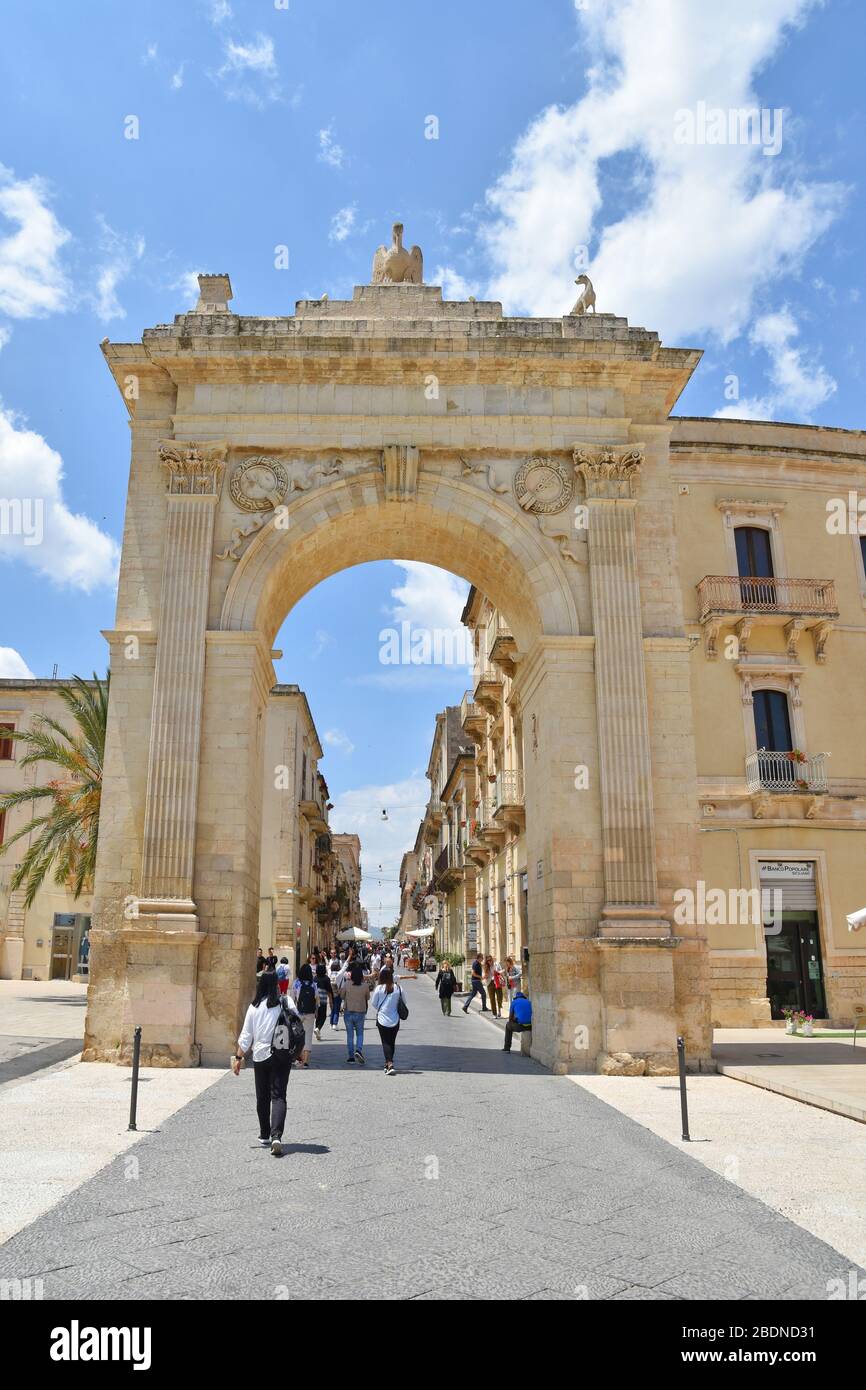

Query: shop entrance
left=767, top=914, right=827, bottom=1019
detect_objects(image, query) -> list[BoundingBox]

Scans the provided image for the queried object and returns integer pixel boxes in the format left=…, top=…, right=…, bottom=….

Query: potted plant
left=801, top=1013, right=814, bottom=1037
left=782, top=1005, right=796, bottom=1034
left=787, top=749, right=807, bottom=763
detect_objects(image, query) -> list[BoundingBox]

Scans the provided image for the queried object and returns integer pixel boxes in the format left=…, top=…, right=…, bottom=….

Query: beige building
left=0, top=680, right=94, bottom=982
left=0, top=679, right=354, bottom=986
left=330, top=832, right=363, bottom=935
left=80, top=242, right=866, bottom=1074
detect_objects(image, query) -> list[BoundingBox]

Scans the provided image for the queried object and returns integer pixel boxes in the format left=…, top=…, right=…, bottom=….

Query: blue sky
left=0, top=0, right=863, bottom=922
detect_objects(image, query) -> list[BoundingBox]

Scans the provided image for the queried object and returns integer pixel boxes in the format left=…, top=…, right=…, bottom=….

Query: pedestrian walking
left=328, top=951, right=343, bottom=1028
left=340, top=963, right=371, bottom=1064
left=276, top=956, right=291, bottom=997
left=266, top=946, right=278, bottom=972
left=371, top=966, right=406, bottom=1075
left=314, top=956, right=332, bottom=1040
left=292, top=962, right=318, bottom=1066
left=232, top=971, right=304, bottom=1156
left=505, top=955, right=521, bottom=1004
left=434, top=960, right=457, bottom=1015
left=255, top=949, right=266, bottom=976
left=462, top=952, right=489, bottom=1013
left=488, top=958, right=505, bottom=1017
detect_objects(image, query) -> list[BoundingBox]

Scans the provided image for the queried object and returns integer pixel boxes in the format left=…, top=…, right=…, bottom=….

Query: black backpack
left=297, top=980, right=317, bottom=1014
left=272, top=1003, right=306, bottom=1061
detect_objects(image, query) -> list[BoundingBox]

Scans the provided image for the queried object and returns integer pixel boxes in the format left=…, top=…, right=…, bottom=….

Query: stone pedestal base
left=594, top=916, right=680, bottom=1073
left=0, top=934, right=24, bottom=980
left=82, top=912, right=204, bottom=1067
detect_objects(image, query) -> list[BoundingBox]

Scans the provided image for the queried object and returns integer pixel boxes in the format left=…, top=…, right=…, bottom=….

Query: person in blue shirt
left=503, top=990, right=532, bottom=1052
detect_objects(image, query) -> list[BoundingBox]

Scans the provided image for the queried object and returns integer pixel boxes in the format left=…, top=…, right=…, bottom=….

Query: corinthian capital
left=159, top=440, right=227, bottom=498
left=573, top=443, right=645, bottom=500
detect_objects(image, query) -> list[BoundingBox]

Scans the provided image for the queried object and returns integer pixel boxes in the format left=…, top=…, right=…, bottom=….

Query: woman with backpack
left=233, top=971, right=304, bottom=1157
left=313, top=954, right=332, bottom=1041
left=370, top=966, right=406, bottom=1076
left=340, top=962, right=371, bottom=1064
left=434, top=959, right=458, bottom=1016
left=292, top=962, right=318, bottom=1066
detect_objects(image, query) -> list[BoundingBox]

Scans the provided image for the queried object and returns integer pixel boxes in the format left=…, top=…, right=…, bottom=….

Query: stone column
left=576, top=444, right=678, bottom=1072
left=128, top=440, right=226, bottom=1065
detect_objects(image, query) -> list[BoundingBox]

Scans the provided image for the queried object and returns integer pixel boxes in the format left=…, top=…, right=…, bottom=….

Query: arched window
left=735, top=525, right=774, bottom=579
left=753, top=688, right=794, bottom=789
left=753, top=688, right=792, bottom=752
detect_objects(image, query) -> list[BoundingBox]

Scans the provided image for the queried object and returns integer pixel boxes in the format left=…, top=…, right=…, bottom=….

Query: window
left=735, top=526, right=774, bottom=579
left=753, top=689, right=793, bottom=752
left=0, top=723, right=14, bottom=760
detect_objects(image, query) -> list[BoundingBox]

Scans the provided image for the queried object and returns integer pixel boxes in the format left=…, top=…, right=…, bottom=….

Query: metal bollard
left=128, top=1026, right=142, bottom=1131
left=677, top=1035, right=690, bottom=1142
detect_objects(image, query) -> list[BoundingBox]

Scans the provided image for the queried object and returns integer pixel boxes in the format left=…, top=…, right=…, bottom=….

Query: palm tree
left=0, top=674, right=108, bottom=907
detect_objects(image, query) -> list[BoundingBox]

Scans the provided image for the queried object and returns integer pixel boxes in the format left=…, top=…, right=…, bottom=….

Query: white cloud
left=170, top=270, right=202, bottom=306
left=388, top=561, right=469, bottom=635
left=0, top=164, right=72, bottom=320
left=432, top=264, right=482, bottom=301
left=318, top=126, right=345, bottom=169
left=92, top=216, right=145, bottom=322
left=170, top=64, right=186, bottom=91
left=715, top=307, right=836, bottom=420
left=328, top=776, right=430, bottom=928
left=324, top=727, right=355, bottom=756
left=0, top=326, right=10, bottom=351
left=459, top=0, right=842, bottom=349
left=329, top=204, right=357, bottom=243
left=208, top=0, right=232, bottom=22
left=0, top=405, right=119, bottom=591
left=0, top=647, right=34, bottom=678
left=142, top=43, right=158, bottom=64
left=215, top=33, right=280, bottom=105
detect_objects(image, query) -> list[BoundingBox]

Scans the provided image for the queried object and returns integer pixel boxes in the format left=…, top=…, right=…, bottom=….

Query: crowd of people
left=239, top=941, right=532, bottom=1154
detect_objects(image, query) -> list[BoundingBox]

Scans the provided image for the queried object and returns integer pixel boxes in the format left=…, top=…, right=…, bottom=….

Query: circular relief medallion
left=229, top=457, right=290, bottom=512
left=513, top=455, right=573, bottom=514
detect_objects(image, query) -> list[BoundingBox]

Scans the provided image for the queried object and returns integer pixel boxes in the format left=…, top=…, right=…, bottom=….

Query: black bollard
left=677, top=1035, right=690, bottom=1142
left=128, top=1026, right=142, bottom=1131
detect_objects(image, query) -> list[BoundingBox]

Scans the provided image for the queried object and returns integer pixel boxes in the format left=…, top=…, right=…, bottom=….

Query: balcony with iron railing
left=433, top=842, right=464, bottom=888
left=473, top=662, right=504, bottom=713
left=488, top=612, right=518, bottom=674
left=745, top=749, right=829, bottom=795
left=493, top=770, right=525, bottom=829
left=696, top=575, right=839, bottom=661
left=460, top=689, right=486, bottom=742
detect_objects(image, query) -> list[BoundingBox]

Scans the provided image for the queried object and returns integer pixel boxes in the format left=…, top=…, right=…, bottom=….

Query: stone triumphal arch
left=83, top=235, right=711, bottom=1074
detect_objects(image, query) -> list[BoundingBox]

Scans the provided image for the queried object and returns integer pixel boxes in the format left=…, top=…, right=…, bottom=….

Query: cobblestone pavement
left=0, top=977, right=860, bottom=1301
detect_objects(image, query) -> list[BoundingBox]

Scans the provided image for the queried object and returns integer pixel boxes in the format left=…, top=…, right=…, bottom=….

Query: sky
left=0, top=0, right=863, bottom=926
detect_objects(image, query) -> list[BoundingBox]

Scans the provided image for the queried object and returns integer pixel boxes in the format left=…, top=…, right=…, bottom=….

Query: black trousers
left=503, top=1021, right=530, bottom=1052
left=315, top=999, right=328, bottom=1031
left=377, top=1021, right=400, bottom=1065
left=253, top=1054, right=292, bottom=1140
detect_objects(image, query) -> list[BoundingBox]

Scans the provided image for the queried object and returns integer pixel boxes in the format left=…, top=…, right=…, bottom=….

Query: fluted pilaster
left=139, top=443, right=226, bottom=904
left=577, top=444, right=659, bottom=910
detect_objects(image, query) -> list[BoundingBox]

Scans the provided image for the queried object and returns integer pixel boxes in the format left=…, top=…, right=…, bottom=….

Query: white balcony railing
left=494, top=770, right=525, bottom=812
left=745, top=749, right=829, bottom=794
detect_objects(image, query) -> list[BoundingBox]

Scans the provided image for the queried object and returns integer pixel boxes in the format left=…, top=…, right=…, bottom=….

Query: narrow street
left=0, top=977, right=856, bottom=1301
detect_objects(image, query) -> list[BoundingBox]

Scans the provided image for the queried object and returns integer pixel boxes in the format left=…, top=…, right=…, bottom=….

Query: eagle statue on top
left=371, top=222, right=423, bottom=285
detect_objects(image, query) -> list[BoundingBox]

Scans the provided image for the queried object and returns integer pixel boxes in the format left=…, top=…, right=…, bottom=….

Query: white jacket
left=238, top=998, right=300, bottom=1063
